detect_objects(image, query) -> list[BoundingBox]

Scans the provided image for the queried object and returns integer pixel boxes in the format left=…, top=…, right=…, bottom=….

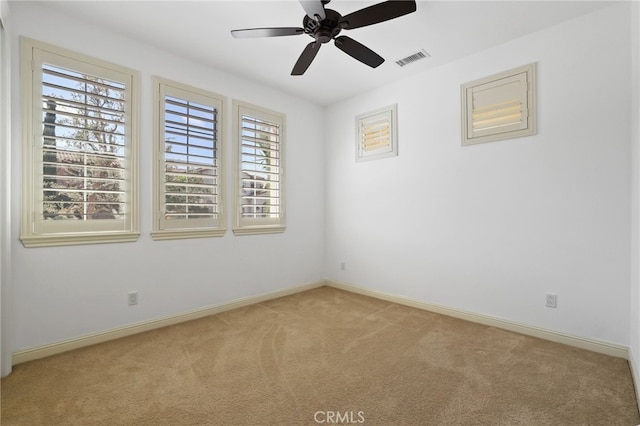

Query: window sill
left=20, top=232, right=140, bottom=248
left=232, top=226, right=286, bottom=236
left=151, top=228, right=226, bottom=240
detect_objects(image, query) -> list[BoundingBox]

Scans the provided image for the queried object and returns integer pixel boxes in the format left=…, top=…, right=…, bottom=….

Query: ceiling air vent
left=395, top=49, right=430, bottom=67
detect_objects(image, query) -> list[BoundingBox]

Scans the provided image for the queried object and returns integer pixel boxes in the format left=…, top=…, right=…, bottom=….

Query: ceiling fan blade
left=291, top=41, right=322, bottom=75
left=231, top=27, right=305, bottom=38
left=340, top=1, right=417, bottom=30
left=334, top=36, right=384, bottom=68
left=299, top=0, right=326, bottom=21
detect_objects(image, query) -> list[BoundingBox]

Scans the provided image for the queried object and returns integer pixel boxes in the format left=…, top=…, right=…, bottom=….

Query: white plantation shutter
left=468, top=74, right=527, bottom=136
left=153, top=78, right=225, bottom=239
left=21, top=38, right=139, bottom=247
left=462, top=63, right=536, bottom=145
left=362, top=114, right=390, bottom=152
left=233, top=101, right=285, bottom=234
left=240, top=115, right=281, bottom=218
left=40, top=64, right=127, bottom=222
left=356, top=104, right=397, bottom=161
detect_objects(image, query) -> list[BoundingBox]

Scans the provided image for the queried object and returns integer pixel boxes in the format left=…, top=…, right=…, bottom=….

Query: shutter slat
left=43, top=161, right=125, bottom=174
left=42, top=94, right=125, bottom=117
left=41, top=80, right=125, bottom=104
left=41, top=120, right=126, bottom=138
left=240, top=157, right=280, bottom=167
left=42, top=148, right=126, bottom=165
left=165, top=120, right=216, bottom=136
left=165, top=203, right=216, bottom=208
left=165, top=148, right=214, bottom=161
left=42, top=135, right=126, bottom=151
left=241, top=138, right=279, bottom=151
left=164, top=184, right=217, bottom=192
left=43, top=109, right=125, bottom=130
left=165, top=98, right=217, bottom=116
left=165, top=171, right=217, bottom=180
left=241, top=170, right=280, bottom=179
left=473, top=113, right=523, bottom=130
left=164, top=161, right=216, bottom=172
left=242, top=117, right=279, bottom=130
left=43, top=65, right=125, bottom=91
left=165, top=140, right=216, bottom=153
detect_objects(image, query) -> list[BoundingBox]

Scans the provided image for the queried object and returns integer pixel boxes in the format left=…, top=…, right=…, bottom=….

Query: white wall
left=7, top=2, right=325, bottom=354
left=630, top=0, right=640, bottom=403
left=325, top=3, right=632, bottom=346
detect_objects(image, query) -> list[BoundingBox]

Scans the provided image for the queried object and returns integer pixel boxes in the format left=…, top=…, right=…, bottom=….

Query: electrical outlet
left=128, top=291, right=138, bottom=306
left=545, top=293, right=557, bottom=308
left=340, top=262, right=346, bottom=271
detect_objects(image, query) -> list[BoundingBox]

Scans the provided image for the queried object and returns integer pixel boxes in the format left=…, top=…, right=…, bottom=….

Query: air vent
left=395, top=49, right=430, bottom=67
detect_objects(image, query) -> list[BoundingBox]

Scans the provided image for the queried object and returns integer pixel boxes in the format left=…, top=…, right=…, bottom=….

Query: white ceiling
left=36, top=0, right=615, bottom=106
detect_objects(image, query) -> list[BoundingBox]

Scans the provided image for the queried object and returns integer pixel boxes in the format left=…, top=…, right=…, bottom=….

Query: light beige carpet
left=1, top=286, right=639, bottom=425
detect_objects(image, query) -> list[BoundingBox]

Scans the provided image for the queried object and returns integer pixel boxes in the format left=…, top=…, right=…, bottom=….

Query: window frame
left=151, top=77, right=226, bottom=240
left=461, top=63, right=537, bottom=146
left=20, top=37, right=140, bottom=247
left=232, top=100, right=286, bottom=235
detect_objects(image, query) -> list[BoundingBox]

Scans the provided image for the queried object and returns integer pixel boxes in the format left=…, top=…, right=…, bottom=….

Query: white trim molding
left=11, top=279, right=631, bottom=367
left=327, top=280, right=629, bottom=360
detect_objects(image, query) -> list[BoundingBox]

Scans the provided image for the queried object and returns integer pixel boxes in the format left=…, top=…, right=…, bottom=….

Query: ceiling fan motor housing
left=304, top=9, right=343, bottom=43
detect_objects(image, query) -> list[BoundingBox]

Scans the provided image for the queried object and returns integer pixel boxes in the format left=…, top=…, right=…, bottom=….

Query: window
left=20, top=38, right=139, bottom=247
left=152, top=78, right=225, bottom=240
left=356, top=104, right=398, bottom=162
left=232, top=100, right=285, bottom=235
left=461, top=63, right=536, bottom=146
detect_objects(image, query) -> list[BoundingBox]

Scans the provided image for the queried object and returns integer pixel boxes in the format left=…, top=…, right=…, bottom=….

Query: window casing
left=20, top=38, right=139, bottom=247
left=461, top=63, right=537, bottom=146
left=152, top=77, right=225, bottom=239
left=232, top=100, right=285, bottom=235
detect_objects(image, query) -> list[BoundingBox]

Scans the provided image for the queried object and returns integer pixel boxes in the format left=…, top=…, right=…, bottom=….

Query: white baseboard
left=12, top=280, right=326, bottom=366
left=327, top=280, right=630, bottom=360
left=11, top=279, right=631, bottom=367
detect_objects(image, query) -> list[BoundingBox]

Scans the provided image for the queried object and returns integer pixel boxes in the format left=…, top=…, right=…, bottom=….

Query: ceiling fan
left=230, top=0, right=417, bottom=76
